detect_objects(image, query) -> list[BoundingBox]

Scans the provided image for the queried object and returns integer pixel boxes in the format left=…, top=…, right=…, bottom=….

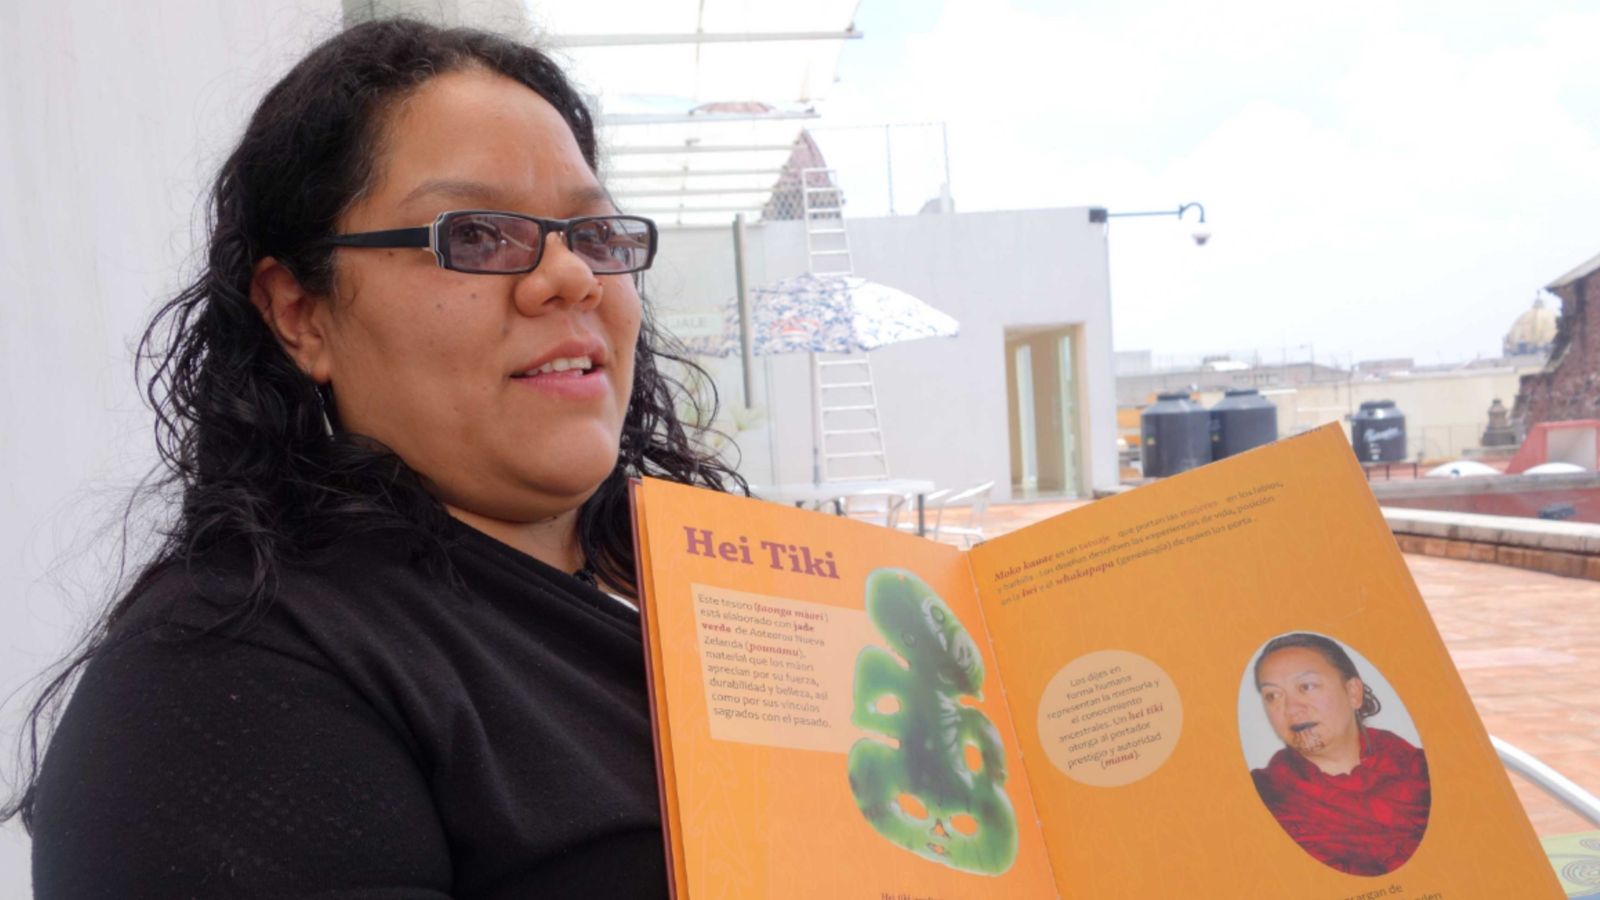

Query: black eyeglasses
left=325, top=210, right=658, bottom=275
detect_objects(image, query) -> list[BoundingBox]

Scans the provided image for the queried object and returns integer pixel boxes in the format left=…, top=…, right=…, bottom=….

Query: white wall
left=651, top=208, right=1119, bottom=498
left=0, top=2, right=344, bottom=893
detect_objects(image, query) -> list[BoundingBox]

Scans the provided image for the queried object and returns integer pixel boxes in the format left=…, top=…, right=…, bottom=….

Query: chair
left=843, top=489, right=913, bottom=529
left=1493, top=735, right=1600, bottom=826
left=932, top=481, right=995, bottom=547
left=895, top=488, right=952, bottom=534
left=801, top=497, right=847, bottom=516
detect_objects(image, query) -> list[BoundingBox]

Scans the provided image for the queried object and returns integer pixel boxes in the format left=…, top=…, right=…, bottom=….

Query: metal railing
left=1494, top=735, right=1600, bottom=827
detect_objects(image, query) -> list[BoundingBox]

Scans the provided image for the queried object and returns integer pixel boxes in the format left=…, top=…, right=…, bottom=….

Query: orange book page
left=632, top=482, right=688, bottom=898
left=635, top=478, right=1061, bottom=899
left=970, top=425, right=1562, bottom=898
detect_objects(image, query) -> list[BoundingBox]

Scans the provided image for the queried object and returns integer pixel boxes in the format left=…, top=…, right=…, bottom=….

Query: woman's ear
left=251, top=257, right=333, bottom=383
left=1344, top=677, right=1366, bottom=712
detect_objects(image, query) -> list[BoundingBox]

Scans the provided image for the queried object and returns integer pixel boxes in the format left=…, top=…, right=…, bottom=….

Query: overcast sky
left=818, top=0, right=1600, bottom=367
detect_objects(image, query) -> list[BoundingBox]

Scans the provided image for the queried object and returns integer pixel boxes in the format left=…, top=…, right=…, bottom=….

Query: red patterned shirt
left=1251, top=727, right=1431, bottom=876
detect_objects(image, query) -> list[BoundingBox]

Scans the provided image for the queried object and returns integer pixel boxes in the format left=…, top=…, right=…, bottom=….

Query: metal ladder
left=802, top=167, right=853, bottom=275
left=800, top=167, right=890, bottom=482
left=813, top=357, right=890, bottom=481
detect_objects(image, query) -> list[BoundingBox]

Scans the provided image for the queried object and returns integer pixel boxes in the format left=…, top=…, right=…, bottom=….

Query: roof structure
left=1548, top=249, right=1600, bottom=291
left=526, top=0, right=862, bottom=227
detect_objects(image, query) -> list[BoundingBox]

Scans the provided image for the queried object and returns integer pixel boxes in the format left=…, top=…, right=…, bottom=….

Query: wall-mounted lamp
left=1089, top=202, right=1210, bottom=246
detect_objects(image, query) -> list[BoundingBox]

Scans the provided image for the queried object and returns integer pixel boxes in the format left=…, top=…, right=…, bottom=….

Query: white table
left=750, top=478, right=939, bottom=535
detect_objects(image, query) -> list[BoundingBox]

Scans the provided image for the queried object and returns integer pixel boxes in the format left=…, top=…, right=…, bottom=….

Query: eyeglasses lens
left=445, top=213, right=541, bottom=272
left=571, top=217, right=651, bottom=273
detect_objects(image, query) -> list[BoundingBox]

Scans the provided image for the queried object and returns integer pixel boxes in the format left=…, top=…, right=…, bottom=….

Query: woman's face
left=1257, top=647, right=1365, bottom=760
left=312, top=68, right=641, bottom=524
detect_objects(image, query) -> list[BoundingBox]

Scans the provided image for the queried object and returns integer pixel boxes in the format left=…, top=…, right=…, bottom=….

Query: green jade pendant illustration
left=847, top=568, right=1018, bottom=875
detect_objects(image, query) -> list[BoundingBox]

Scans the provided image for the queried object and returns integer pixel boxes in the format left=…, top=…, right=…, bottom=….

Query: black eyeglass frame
left=324, top=209, right=659, bottom=275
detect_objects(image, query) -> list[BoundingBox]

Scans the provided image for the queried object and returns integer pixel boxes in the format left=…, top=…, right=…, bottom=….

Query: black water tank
left=1351, top=400, right=1407, bottom=462
left=1210, top=389, right=1279, bottom=460
left=1142, top=392, right=1211, bottom=477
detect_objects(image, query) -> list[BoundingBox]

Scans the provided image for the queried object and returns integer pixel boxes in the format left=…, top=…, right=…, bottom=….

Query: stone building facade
left=1515, top=251, right=1600, bottom=425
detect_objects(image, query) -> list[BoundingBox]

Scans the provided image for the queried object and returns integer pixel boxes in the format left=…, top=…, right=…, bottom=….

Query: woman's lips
left=1288, top=721, right=1326, bottom=753
left=511, top=367, right=597, bottom=380
left=510, top=366, right=609, bottom=399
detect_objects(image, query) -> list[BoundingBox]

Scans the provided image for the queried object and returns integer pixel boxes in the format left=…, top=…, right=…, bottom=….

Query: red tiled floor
left=1406, top=553, right=1600, bottom=836
left=968, top=499, right=1600, bottom=836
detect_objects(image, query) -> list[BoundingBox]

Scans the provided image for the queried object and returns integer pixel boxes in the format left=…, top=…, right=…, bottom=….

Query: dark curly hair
left=5, top=18, right=745, bottom=829
left=1254, top=632, right=1382, bottom=722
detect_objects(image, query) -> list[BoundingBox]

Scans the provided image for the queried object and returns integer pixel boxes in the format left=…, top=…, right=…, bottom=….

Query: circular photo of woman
left=1237, top=632, right=1430, bottom=877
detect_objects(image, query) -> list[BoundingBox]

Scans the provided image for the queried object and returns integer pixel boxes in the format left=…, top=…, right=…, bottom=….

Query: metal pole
left=1098, top=213, right=1114, bottom=493
left=810, top=353, right=823, bottom=483
left=885, top=125, right=895, bottom=216
left=940, top=121, right=953, bottom=212
left=732, top=214, right=755, bottom=410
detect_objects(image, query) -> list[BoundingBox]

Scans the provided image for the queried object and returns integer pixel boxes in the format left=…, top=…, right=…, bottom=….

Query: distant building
left=1504, top=295, right=1559, bottom=356
left=1115, top=360, right=1347, bottom=406
left=1515, top=253, right=1600, bottom=426
left=1354, top=358, right=1415, bottom=376
left=1116, top=345, right=1547, bottom=462
left=1114, top=349, right=1154, bottom=376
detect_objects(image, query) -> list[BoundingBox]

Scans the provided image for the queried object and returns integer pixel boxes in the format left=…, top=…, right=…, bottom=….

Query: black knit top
left=31, top=521, right=668, bottom=898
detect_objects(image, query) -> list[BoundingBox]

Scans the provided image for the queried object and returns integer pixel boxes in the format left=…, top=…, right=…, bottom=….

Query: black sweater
left=31, top=522, right=668, bottom=898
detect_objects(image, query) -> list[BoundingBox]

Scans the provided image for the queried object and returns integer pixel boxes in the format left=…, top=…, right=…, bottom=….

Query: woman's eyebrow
left=568, top=184, right=616, bottom=212
left=400, top=178, right=503, bottom=208
left=1259, top=670, right=1319, bottom=689
left=398, top=180, right=616, bottom=213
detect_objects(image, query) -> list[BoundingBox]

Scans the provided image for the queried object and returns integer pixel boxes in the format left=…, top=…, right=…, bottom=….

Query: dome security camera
left=1175, top=202, right=1209, bottom=247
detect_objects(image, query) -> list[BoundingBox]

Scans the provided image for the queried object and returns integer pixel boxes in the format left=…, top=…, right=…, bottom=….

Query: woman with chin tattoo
left=1249, top=633, right=1430, bottom=876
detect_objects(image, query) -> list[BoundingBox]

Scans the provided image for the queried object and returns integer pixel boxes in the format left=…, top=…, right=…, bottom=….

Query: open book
left=630, top=424, right=1560, bottom=898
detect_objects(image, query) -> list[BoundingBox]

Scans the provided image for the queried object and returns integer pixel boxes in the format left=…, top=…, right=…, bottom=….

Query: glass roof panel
left=526, top=0, right=861, bottom=227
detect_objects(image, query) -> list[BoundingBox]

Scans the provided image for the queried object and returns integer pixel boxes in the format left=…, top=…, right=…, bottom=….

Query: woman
left=9, top=19, right=742, bottom=898
left=1250, top=633, right=1430, bottom=877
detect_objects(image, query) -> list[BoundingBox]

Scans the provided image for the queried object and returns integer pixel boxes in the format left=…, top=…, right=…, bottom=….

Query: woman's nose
left=512, top=230, right=602, bottom=316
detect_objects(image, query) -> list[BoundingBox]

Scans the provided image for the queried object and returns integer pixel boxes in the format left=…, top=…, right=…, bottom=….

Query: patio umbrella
left=681, top=272, right=960, bottom=483
left=681, top=272, right=960, bottom=358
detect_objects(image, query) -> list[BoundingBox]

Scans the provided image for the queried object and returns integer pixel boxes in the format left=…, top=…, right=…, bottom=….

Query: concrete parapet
left=1384, top=507, right=1600, bottom=581
left=1372, top=471, right=1600, bottom=502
